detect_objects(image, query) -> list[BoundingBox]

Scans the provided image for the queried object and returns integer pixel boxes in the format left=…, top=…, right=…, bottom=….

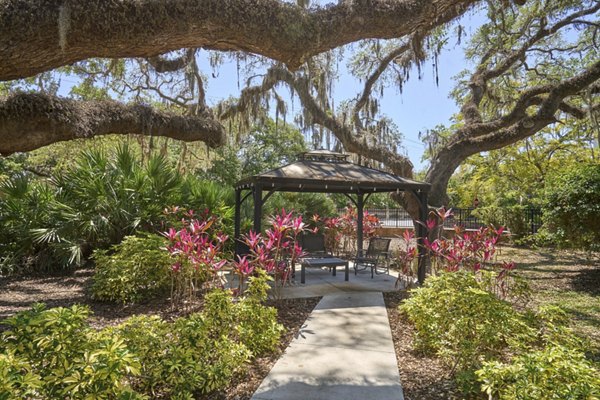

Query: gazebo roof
left=235, top=150, right=430, bottom=193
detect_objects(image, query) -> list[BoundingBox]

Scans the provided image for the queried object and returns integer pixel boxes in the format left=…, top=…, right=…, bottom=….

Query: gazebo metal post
left=357, top=193, right=364, bottom=253
left=416, top=190, right=429, bottom=285
left=252, top=184, right=263, bottom=233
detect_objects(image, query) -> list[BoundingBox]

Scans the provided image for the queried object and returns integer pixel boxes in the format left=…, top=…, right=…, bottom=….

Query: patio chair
left=299, top=232, right=329, bottom=257
left=296, top=232, right=335, bottom=278
left=354, top=237, right=392, bottom=278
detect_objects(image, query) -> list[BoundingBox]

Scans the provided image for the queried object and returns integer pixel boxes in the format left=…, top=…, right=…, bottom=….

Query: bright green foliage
left=477, top=307, right=600, bottom=400
left=472, top=205, right=532, bottom=240
left=111, top=277, right=282, bottom=398
left=92, top=234, right=172, bottom=303
left=542, top=163, right=600, bottom=251
left=447, top=126, right=597, bottom=210
left=236, top=271, right=284, bottom=355
left=2, top=281, right=283, bottom=399
left=265, top=192, right=337, bottom=222
left=400, top=272, right=528, bottom=377
left=401, top=271, right=600, bottom=396
left=0, top=304, right=142, bottom=399
left=0, top=351, right=42, bottom=399
left=478, top=344, right=600, bottom=400
left=206, top=119, right=308, bottom=186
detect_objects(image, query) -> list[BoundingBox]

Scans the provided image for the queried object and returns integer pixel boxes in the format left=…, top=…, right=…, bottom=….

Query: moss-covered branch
left=0, top=0, right=479, bottom=80
left=0, top=93, right=226, bottom=155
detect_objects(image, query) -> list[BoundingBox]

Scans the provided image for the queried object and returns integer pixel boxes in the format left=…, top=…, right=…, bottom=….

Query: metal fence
left=356, top=207, right=543, bottom=236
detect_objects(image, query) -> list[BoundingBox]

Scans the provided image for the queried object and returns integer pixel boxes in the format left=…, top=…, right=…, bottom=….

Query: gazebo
left=234, top=150, right=431, bottom=283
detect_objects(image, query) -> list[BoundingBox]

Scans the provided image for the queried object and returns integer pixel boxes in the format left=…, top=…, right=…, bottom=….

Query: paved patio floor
left=273, top=263, right=407, bottom=299
left=252, top=291, right=403, bottom=400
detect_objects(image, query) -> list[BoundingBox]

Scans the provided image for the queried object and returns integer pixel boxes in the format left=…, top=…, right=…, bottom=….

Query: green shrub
left=0, top=304, right=142, bottom=399
left=113, top=309, right=250, bottom=398
left=542, top=162, right=600, bottom=251
left=473, top=205, right=530, bottom=240
left=111, top=281, right=281, bottom=398
left=400, top=272, right=529, bottom=376
left=1, top=280, right=284, bottom=399
left=92, top=234, right=172, bottom=303
left=100, top=315, right=169, bottom=396
left=472, top=205, right=505, bottom=228
left=236, top=271, right=284, bottom=355
left=0, top=351, right=42, bottom=399
left=477, top=306, right=600, bottom=399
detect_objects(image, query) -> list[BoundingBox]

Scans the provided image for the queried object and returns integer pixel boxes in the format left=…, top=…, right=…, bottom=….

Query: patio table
left=300, top=257, right=349, bottom=284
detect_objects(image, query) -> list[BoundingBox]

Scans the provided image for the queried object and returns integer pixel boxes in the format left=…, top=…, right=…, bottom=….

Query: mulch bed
left=0, top=269, right=321, bottom=400
left=383, top=291, right=460, bottom=400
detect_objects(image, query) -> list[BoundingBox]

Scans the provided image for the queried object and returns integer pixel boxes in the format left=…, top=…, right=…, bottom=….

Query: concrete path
left=252, top=291, right=403, bottom=400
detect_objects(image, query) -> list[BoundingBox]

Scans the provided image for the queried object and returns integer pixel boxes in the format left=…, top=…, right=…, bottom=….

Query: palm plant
left=0, top=144, right=239, bottom=274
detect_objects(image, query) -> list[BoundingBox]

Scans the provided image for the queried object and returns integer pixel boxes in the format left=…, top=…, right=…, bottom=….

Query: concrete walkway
left=252, top=291, right=403, bottom=400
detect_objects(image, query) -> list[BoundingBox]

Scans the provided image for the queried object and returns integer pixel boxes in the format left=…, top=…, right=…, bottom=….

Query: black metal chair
left=354, top=237, right=392, bottom=278
left=299, top=232, right=329, bottom=257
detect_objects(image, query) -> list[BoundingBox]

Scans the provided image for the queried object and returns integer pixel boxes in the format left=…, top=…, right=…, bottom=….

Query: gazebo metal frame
left=234, top=150, right=431, bottom=284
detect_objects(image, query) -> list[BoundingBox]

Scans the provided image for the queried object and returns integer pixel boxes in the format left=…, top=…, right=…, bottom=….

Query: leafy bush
left=235, top=271, right=284, bottom=355
left=0, top=304, right=142, bottom=399
left=542, top=162, right=600, bottom=251
left=477, top=343, right=600, bottom=400
left=112, top=278, right=281, bottom=398
left=2, top=276, right=283, bottom=399
left=266, top=192, right=336, bottom=222
left=472, top=205, right=531, bottom=240
left=400, top=272, right=529, bottom=379
left=92, top=234, right=172, bottom=303
left=477, top=307, right=600, bottom=400
left=0, top=351, right=42, bottom=399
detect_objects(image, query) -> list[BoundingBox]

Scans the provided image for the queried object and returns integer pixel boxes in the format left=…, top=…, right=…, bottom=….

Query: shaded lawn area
left=498, top=246, right=600, bottom=360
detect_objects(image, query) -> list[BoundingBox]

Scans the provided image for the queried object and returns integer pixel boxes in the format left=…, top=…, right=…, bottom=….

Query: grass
left=498, top=246, right=600, bottom=360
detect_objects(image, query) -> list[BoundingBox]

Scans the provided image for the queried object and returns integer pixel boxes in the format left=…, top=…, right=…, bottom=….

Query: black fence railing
left=344, top=207, right=543, bottom=236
